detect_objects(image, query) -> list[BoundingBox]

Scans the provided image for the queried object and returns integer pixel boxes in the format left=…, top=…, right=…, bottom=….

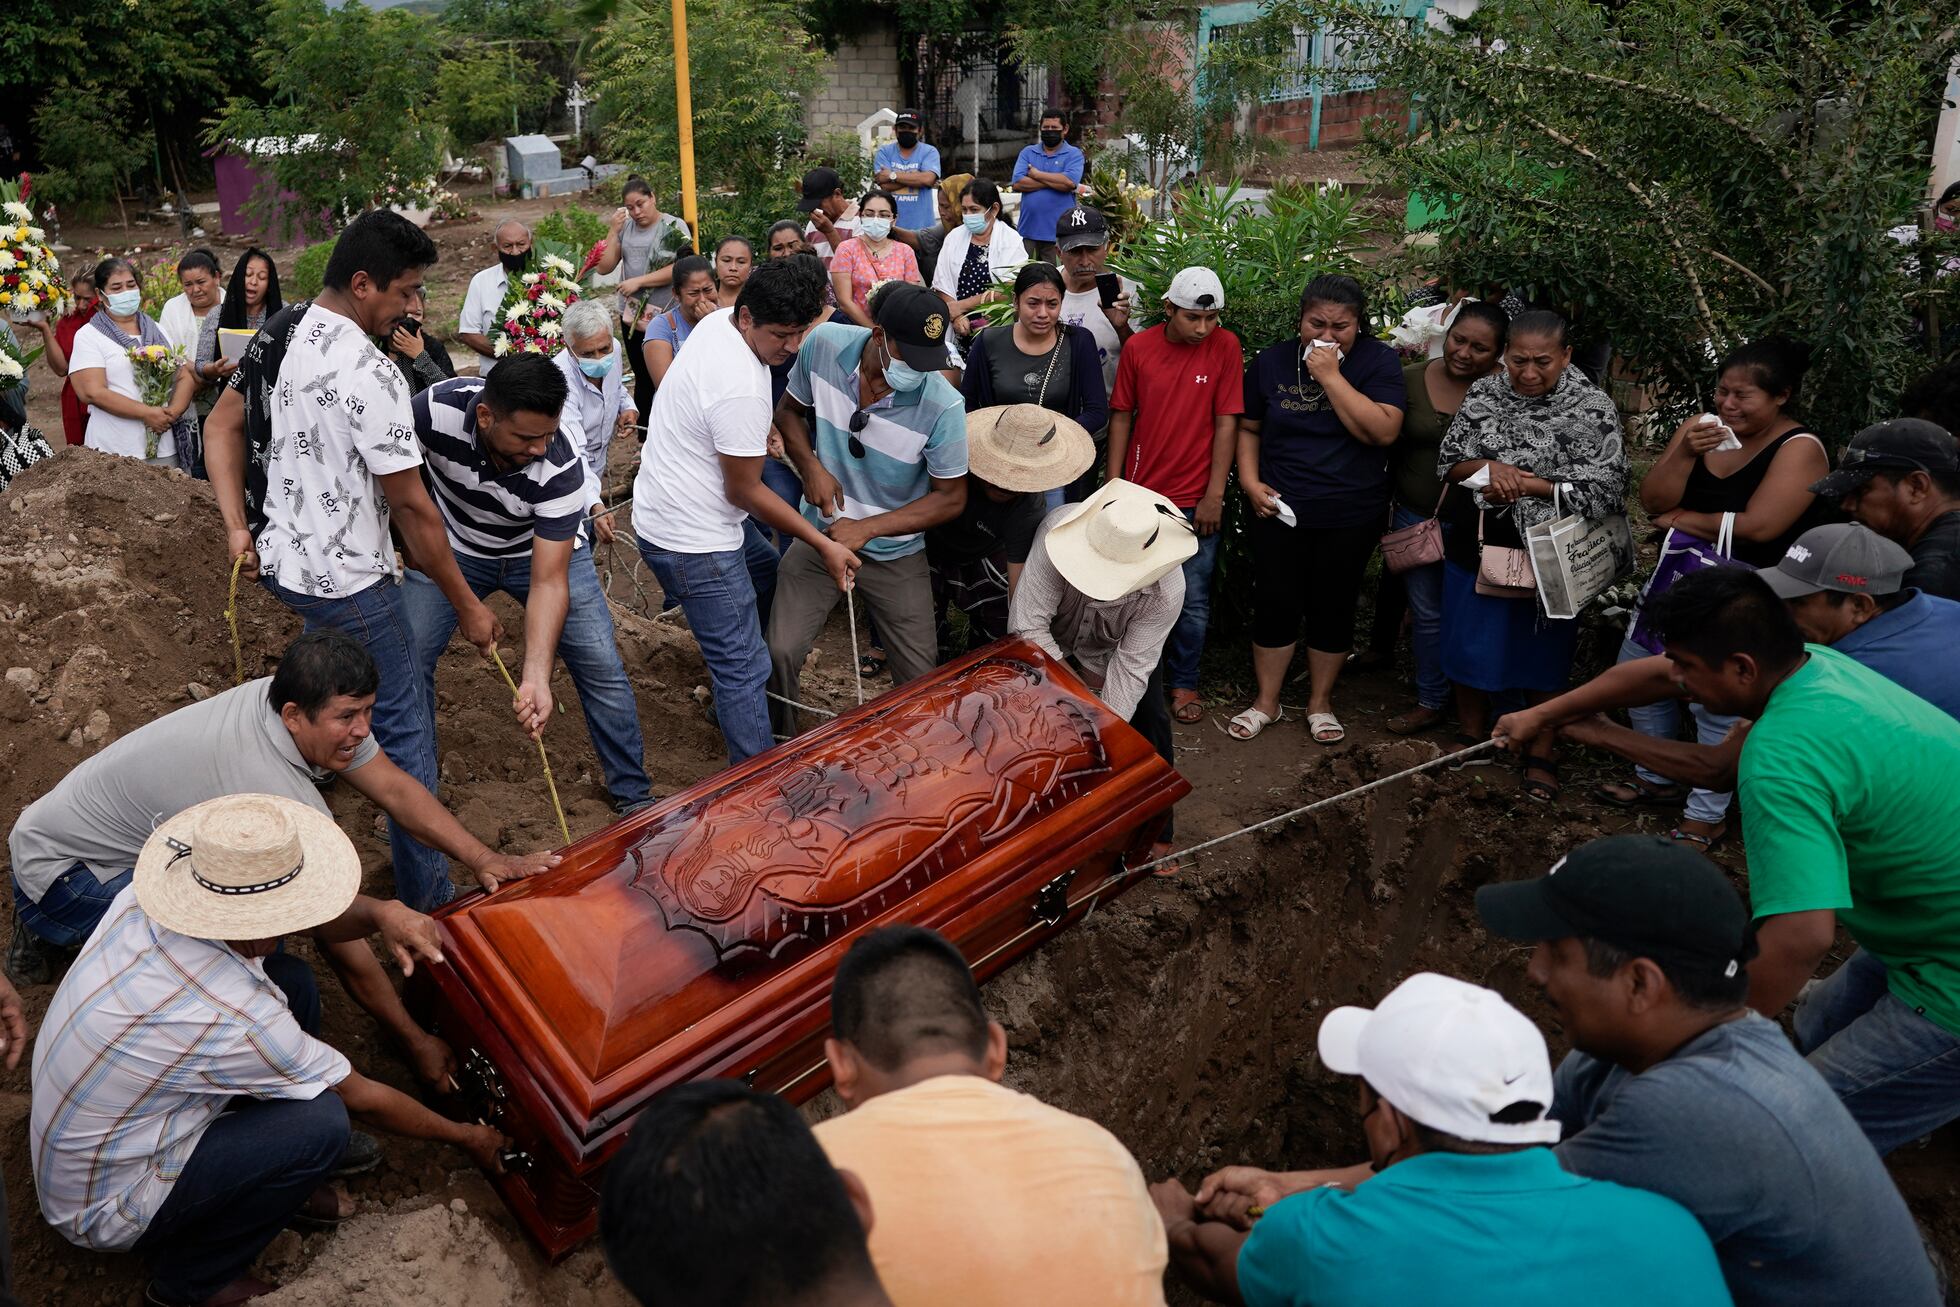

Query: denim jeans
left=14, top=862, right=133, bottom=947
left=401, top=545, right=651, bottom=813
left=133, top=955, right=347, bottom=1305
left=1163, top=508, right=1220, bottom=693
left=1614, top=634, right=1737, bottom=823
left=261, top=575, right=450, bottom=910
left=755, top=460, right=805, bottom=558
left=1795, top=948, right=1960, bottom=1155
left=637, top=533, right=775, bottom=765
left=1391, top=504, right=1448, bottom=711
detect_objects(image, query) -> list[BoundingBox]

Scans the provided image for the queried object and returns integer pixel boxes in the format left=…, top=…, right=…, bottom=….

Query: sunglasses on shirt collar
left=848, top=407, right=870, bottom=459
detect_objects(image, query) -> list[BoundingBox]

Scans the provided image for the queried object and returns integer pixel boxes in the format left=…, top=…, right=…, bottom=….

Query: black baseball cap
left=895, top=109, right=922, bottom=129
left=1476, top=835, right=1754, bottom=976
left=1810, top=418, right=1959, bottom=500
left=872, top=282, right=951, bottom=373
left=798, top=166, right=843, bottom=213
left=1056, top=205, right=1110, bottom=252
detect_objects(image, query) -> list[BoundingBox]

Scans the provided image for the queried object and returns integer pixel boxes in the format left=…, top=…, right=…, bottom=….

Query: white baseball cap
left=1165, top=266, right=1225, bottom=311
left=1317, top=972, right=1561, bottom=1146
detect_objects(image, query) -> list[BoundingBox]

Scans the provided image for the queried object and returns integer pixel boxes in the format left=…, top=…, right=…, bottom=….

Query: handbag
left=1627, top=511, right=1745, bottom=652
left=1380, top=486, right=1447, bottom=574
left=1525, top=484, right=1636, bottom=620
left=1475, top=510, right=1537, bottom=598
left=0, top=421, right=55, bottom=495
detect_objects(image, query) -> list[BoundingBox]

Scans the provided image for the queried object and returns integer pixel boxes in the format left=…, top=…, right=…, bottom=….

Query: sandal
left=1308, top=712, right=1346, bottom=745
left=1386, top=705, right=1446, bottom=737
left=857, top=649, right=888, bottom=678
left=1147, top=841, right=1188, bottom=877
left=1521, top=755, right=1561, bottom=802
left=1668, top=824, right=1728, bottom=854
left=1595, top=776, right=1688, bottom=808
left=1228, top=706, right=1285, bottom=740
left=1448, top=732, right=1497, bottom=768
left=1171, top=690, right=1205, bottom=724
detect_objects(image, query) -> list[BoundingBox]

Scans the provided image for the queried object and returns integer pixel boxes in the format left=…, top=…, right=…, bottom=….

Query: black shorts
left=1248, top=515, right=1381, bottom=652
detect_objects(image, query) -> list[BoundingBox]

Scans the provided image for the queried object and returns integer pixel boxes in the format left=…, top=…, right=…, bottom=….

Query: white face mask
left=860, top=217, right=893, bottom=241
left=106, top=289, right=143, bottom=317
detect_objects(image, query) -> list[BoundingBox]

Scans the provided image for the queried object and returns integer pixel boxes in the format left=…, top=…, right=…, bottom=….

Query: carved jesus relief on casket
left=636, top=655, right=1110, bottom=961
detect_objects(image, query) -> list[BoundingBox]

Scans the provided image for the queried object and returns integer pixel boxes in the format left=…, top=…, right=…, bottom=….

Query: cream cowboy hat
left=1043, top=479, right=1200, bottom=602
left=134, top=794, right=362, bottom=940
left=967, top=404, right=1097, bottom=494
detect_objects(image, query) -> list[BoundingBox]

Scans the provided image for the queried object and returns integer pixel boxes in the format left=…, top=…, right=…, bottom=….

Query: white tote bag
left=1525, top=484, right=1635, bottom=620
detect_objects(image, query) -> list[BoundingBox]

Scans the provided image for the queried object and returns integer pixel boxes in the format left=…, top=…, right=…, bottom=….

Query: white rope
left=846, top=583, right=864, bottom=705
left=766, top=689, right=838, bottom=720
left=1127, top=739, right=1504, bottom=877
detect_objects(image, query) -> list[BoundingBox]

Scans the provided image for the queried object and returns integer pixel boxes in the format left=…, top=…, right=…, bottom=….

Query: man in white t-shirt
left=634, top=258, right=859, bottom=764
left=454, top=219, right=532, bottom=375
left=224, top=210, right=509, bottom=912
left=1055, top=205, right=1135, bottom=403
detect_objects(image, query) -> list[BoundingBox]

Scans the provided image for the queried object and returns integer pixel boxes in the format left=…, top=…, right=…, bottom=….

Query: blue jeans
left=1164, top=509, right=1220, bottom=693
left=1615, top=634, right=1737, bottom=823
left=1391, top=504, right=1448, bottom=711
left=15, top=862, right=133, bottom=947
left=637, top=533, right=775, bottom=765
left=261, top=576, right=450, bottom=910
left=1795, top=948, right=1960, bottom=1155
left=400, top=546, right=651, bottom=813
left=132, top=956, right=347, bottom=1305
left=755, top=460, right=804, bottom=558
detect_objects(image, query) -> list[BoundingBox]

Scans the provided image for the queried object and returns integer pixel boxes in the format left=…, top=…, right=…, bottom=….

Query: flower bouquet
left=0, top=329, right=27, bottom=398
left=0, top=176, right=72, bottom=322
left=491, top=247, right=584, bottom=359
left=127, top=342, right=186, bottom=459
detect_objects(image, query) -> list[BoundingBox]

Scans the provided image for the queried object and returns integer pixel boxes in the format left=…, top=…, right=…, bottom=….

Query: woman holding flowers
left=67, top=256, right=195, bottom=467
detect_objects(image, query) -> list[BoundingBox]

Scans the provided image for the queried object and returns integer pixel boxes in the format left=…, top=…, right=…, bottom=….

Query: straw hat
left=134, top=794, right=362, bottom=940
left=967, top=404, right=1097, bottom=494
left=1043, top=479, right=1200, bottom=602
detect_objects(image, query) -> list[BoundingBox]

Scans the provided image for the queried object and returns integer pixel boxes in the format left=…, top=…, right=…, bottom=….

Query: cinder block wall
left=808, top=26, right=905, bottom=137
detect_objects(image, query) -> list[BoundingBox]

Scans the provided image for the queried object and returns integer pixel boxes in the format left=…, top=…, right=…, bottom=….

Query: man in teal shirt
left=1149, top=973, right=1731, bottom=1306
left=1494, top=567, right=1960, bottom=1154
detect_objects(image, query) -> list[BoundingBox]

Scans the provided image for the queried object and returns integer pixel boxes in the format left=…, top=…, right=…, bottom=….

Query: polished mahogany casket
left=420, top=639, right=1189, bottom=1257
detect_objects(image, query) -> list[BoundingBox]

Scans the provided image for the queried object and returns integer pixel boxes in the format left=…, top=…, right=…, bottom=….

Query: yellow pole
left=672, top=0, right=699, bottom=240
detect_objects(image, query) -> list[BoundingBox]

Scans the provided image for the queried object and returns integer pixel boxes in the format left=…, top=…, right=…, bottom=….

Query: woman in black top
left=959, top=263, right=1108, bottom=464
left=1607, top=337, right=1833, bottom=846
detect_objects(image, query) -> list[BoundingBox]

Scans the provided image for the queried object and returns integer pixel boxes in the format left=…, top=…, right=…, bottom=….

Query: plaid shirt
left=29, top=888, right=350, bottom=1251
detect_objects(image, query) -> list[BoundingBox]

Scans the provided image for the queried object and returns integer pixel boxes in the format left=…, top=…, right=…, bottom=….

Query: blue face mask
left=105, top=289, right=142, bottom=316
left=962, top=212, right=989, bottom=235
left=577, top=352, right=614, bottom=379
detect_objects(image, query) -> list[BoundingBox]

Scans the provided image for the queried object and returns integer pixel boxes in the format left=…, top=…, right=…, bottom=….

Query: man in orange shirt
left=814, top=926, right=1168, bottom=1307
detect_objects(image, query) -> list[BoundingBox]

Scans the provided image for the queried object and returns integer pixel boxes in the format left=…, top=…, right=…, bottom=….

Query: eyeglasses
left=848, top=408, right=870, bottom=459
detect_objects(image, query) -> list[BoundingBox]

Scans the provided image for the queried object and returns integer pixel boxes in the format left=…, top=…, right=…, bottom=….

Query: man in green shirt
left=1493, top=568, right=1960, bottom=1153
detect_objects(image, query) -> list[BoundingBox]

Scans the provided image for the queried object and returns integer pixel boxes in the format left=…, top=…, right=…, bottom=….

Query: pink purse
left=1380, top=488, right=1447, bottom=574
left=1474, top=512, right=1537, bottom=599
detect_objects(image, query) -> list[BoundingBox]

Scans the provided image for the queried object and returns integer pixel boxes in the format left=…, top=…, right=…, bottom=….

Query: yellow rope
left=225, top=555, right=245, bottom=686
left=487, top=647, right=572, bottom=847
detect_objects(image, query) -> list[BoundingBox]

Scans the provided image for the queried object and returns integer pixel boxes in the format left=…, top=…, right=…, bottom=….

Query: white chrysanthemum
left=0, top=353, right=23, bottom=379
left=541, top=254, right=575, bottom=275
left=0, top=202, right=29, bottom=223
left=0, top=252, right=14, bottom=271
left=538, top=320, right=562, bottom=338
left=493, top=337, right=511, bottom=357
left=522, top=272, right=542, bottom=285
left=538, top=293, right=566, bottom=313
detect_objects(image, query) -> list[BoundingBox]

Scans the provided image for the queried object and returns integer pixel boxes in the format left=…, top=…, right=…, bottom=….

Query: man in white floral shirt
left=250, top=210, right=508, bottom=911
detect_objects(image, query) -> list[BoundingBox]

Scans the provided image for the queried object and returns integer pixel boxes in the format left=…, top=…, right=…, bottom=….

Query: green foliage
left=209, top=0, right=446, bottom=241
left=138, top=258, right=183, bottom=321
left=440, top=0, right=569, bottom=41
left=534, top=205, right=612, bottom=257
left=28, top=84, right=154, bottom=217
left=287, top=242, right=337, bottom=301
left=1277, top=0, right=1960, bottom=442
left=591, top=0, right=825, bottom=222
left=436, top=44, right=561, bottom=146
left=1111, top=180, right=1397, bottom=352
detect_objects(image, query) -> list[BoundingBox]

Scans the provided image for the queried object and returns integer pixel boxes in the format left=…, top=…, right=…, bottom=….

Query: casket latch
left=462, top=1047, right=509, bottom=1123
left=498, top=1148, right=534, bottom=1173
left=1030, top=869, right=1077, bottom=927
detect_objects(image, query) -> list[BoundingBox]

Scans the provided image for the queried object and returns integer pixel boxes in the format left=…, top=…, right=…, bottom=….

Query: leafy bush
left=139, top=256, right=183, bottom=320
left=436, top=44, right=560, bottom=147
left=29, top=83, right=154, bottom=220
left=534, top=206, right=613, bottom=259
left=287, top=241, right=336, bottom=301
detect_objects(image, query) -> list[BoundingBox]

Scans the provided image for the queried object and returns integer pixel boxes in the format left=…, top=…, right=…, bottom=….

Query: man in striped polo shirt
left=768, top=282, right=969, bottom=735
left=402, top=353, right=653, bottom=815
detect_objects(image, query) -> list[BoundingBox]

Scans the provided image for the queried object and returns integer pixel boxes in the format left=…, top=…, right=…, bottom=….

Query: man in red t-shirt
left=1106, top=267, right=1244, bottom=722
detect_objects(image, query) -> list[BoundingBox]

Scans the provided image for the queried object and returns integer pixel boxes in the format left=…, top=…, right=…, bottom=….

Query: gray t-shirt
left=620, top=212, right=692, bottom=319
left=8, top=678, right=379, bottom=900
left=982, top=325, right=1072, bottom=409
left=1553, top=1013, right=1939, bottom=1307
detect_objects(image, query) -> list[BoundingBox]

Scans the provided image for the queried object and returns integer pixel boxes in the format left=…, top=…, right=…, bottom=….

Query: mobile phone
left=1096, top=272, right=1120, bottom=307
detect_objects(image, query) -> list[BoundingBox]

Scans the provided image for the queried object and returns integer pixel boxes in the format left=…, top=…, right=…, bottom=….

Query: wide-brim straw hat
left=1043, top=478, right=1200, bottom=603
left=967, top=404, right=1097, bottom=494
left=134, top=794, right=362, bottom=941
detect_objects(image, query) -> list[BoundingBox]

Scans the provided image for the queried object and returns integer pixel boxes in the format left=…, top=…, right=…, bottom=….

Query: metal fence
left=911, top=30, right=1052, bottom=168
left=1195, top=0, right=1429, bottom=150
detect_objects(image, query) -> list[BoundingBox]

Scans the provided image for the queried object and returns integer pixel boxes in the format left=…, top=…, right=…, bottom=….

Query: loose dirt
left=3, top=449, right=1957, bottom=1306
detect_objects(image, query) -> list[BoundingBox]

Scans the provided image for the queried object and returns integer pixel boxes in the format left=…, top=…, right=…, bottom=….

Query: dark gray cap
left=1759, top=522, right=1916, bottom=599
left=1810, top=418, right=1958, bottom=500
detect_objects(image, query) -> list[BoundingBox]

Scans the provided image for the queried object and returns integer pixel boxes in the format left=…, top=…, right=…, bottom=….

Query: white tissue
left=1697, top=412, right=1744, bottom=453
left=1272, top=495, right=1297, bottom=527
left=1465, top=465, right=1493, bottom=491
left=1305, top=339, right=1346, bottom=363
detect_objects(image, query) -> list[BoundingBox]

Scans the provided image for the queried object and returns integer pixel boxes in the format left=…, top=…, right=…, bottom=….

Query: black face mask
left=499, top=249, right=530, bottom=276
left=896, top=131, right=919, bottom=149
left=1040, top=130, right=1064, bottom=148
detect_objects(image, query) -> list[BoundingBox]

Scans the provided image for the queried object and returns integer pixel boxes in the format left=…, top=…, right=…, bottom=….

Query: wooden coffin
left=420, top=639, right=1189, bottom=1258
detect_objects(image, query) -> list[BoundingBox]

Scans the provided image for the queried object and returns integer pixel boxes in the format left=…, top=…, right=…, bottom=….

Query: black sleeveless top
left=1680, top=427, right=1839, bottom=567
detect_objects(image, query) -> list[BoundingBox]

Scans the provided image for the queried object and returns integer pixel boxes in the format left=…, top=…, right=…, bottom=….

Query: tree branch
left=1697, top=247, right=1778, bottom=299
